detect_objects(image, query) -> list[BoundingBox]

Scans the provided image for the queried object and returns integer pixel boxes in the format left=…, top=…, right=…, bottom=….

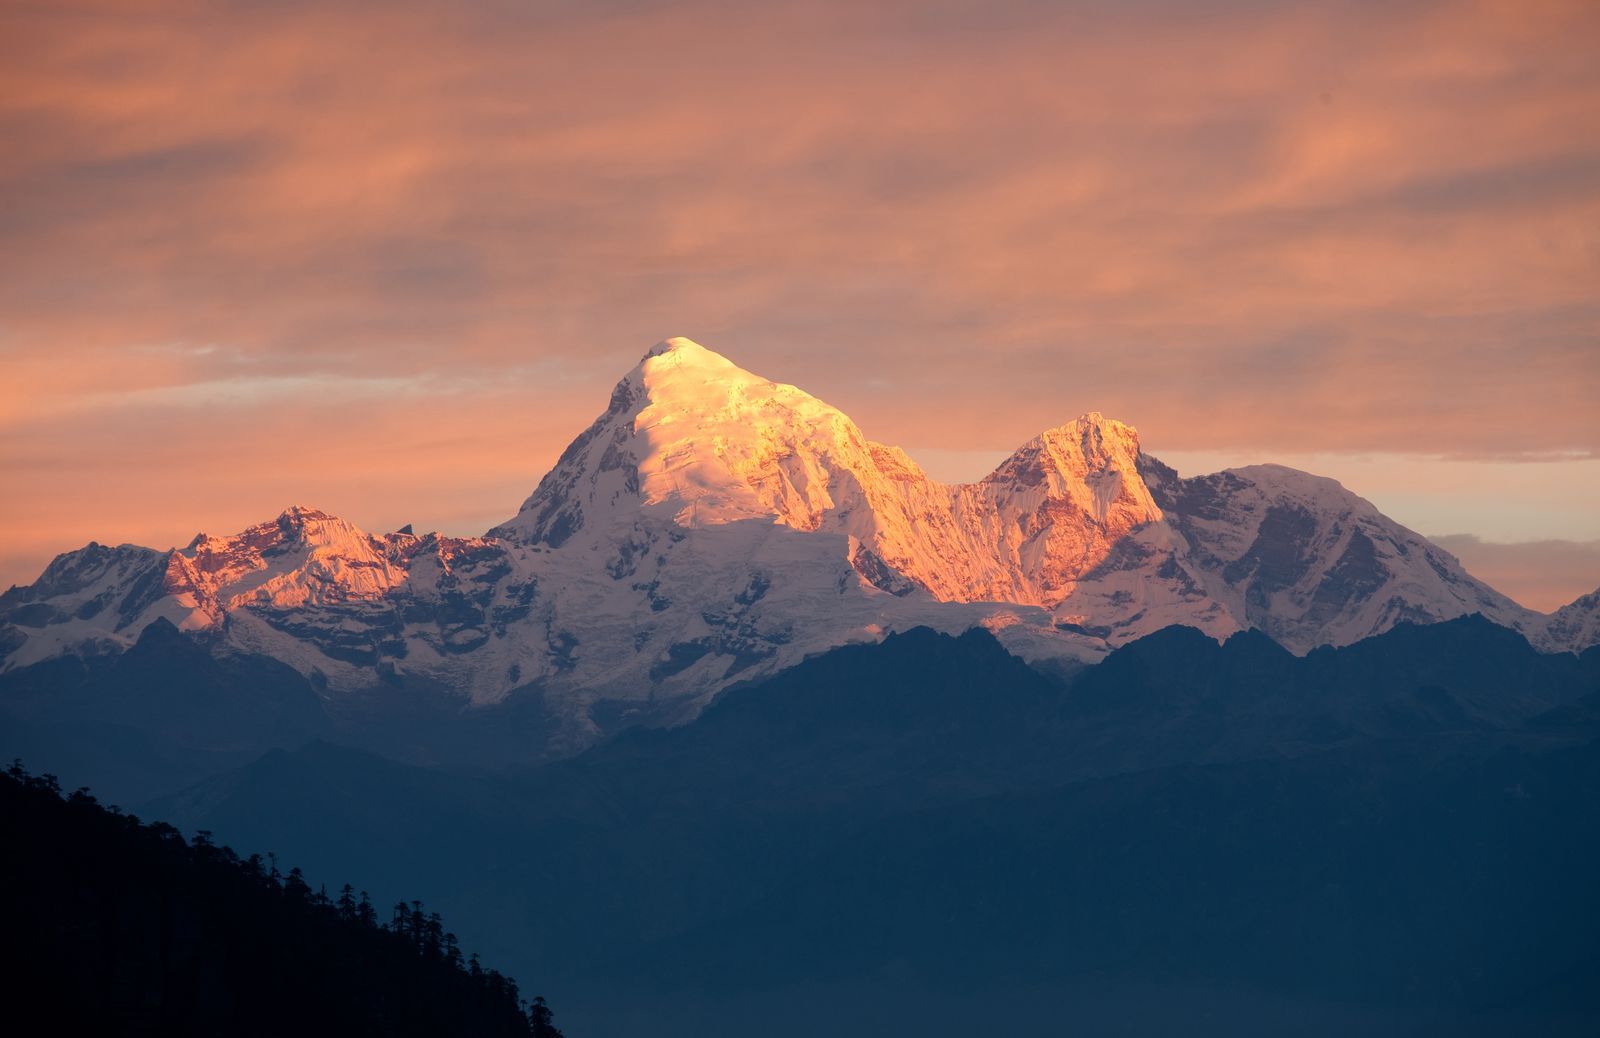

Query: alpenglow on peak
left=641, top=335, right=721, bottom=360
left=494, top=339, right=1175, bottom=611
left=3, top=334, right=1581, bottom=749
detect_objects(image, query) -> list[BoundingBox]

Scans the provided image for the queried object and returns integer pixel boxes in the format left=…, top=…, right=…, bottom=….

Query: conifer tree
left=283, top=866, right=312, bottom=902
left=337, top=883, right=358, bottom=921
left=528, top=995, right=565, bottom=1038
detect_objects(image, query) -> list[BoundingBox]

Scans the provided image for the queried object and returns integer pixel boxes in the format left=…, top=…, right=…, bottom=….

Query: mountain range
left=3, top=337, right=1596, bottom=759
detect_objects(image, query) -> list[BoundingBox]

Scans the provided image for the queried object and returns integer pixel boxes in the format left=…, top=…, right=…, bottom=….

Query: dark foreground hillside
left=0, top=764, right=564, bottom=1038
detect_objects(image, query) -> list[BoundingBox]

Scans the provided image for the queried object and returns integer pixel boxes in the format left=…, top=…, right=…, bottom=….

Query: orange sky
left=1, top=0, right=1598, bottom=610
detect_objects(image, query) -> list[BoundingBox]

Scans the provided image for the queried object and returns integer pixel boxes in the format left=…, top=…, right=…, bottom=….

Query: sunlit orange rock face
left=825, top=413, right=1165, bottom=609
left=962, top=416, right=1164, bottom=606
left=139, top=507, right=505, bottom=644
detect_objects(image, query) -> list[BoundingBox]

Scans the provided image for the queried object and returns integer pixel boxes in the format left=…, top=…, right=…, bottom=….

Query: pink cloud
left=1430, top=535, right=1600, bottom=614
left=1, top=0, right=1597, bottom=588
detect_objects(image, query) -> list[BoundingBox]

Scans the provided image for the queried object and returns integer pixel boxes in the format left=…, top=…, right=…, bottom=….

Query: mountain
left=0, top=613, right=331, bottom=802
left=139, top=619, right=1600, bottom=1037
left=2, top=337, right=1592, bottom=756
left=1546, top=587, right=1600, bottom=654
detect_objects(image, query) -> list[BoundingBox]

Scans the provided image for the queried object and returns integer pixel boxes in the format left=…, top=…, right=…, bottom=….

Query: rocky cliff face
left=2, top=337, right=1590, bottom=742
left=1544, top=587, right=1600, bottom=655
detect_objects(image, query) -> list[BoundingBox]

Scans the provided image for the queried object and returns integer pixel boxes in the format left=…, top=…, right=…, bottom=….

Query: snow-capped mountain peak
left=968, top=412, right=1164, bottom=603
left=494, top=337, right=922, bottom=552
left=176, top=506, right=410, bottom=612
left=4, top=335, right=1594, bottom=754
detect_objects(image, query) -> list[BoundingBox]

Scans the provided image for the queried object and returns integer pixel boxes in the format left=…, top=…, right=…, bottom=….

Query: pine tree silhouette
left=283, top=866, right=313, bottom=902
left=528, top=995, right=566, bottom=1038
left=0, top=761, right=555, bottom=1037
left=337, top=883, right=357, bottom=921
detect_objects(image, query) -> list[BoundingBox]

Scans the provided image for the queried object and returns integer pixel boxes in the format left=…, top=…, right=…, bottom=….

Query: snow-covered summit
left=641, top=335, right=712, bottom=361
left=496, top=336, right=918, bottom=546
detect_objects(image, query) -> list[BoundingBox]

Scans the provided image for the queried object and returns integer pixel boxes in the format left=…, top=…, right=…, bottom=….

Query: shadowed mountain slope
left=139, top=617, right=1600, bottom=1037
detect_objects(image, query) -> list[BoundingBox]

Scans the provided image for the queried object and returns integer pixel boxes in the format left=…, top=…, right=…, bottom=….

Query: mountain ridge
left=3, top=337, right=1594, bottom=749
left=129, top=616, right=1600, bottom=1036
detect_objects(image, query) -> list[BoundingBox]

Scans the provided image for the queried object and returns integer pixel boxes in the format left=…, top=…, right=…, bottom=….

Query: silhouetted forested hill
left=0, top=763, right=565, bottom=1038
